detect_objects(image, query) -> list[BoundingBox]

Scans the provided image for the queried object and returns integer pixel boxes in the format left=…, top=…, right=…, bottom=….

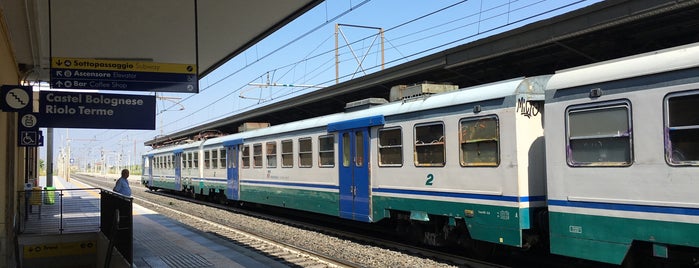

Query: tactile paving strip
left=160, top=254, right=213, bottom=267
left=134, top=227, right=214, bottom=267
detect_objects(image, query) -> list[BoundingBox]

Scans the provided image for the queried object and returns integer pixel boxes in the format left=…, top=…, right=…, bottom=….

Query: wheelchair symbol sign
left=19, top=131, right=38, bottom=146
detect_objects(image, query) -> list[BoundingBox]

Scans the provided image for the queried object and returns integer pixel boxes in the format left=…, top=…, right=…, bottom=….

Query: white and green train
left=143, top=42, right=699, bottom=266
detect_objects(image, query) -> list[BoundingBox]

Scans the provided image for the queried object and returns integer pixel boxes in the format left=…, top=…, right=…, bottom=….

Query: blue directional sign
left=37, top=91, right=156, bottom=130
left=50, top=57, right=197, bottom=93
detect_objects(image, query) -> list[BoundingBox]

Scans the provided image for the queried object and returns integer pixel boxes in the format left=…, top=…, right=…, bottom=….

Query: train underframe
left=384, top=209, right=548, bottom=259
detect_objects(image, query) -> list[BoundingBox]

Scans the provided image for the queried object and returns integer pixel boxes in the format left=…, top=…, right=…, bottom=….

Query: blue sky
left=42, top=0, right=602, bottom=168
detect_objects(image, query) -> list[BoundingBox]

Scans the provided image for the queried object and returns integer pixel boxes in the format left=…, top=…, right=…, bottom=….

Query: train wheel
left=408, top=221, right=425, bottom=245
left=466, top=239, right=495, bottom=260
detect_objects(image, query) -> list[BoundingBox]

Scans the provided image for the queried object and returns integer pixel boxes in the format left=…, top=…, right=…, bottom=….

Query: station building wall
left=1, top=15, right=34, bottom=268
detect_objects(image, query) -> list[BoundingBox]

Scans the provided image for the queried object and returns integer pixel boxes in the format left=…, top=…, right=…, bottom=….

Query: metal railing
left=17, top=187, right=102, bottom=234
left=16, top=187, right=134, bottom=267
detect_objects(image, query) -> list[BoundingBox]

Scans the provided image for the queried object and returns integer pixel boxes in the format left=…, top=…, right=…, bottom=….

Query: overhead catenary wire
left=129, top=1, right=593, bottom=145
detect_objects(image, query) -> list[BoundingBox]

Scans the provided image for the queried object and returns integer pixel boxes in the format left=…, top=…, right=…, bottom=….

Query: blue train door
left=338, top=128, right=371, bottom=222
left=224, top=139, right=243, bottom=200
left=174, top=151, right=182, bottom=191
left=329, top=115, right=384, bottom=222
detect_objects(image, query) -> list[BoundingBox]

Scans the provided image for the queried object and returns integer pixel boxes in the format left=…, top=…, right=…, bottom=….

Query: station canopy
left=3, top=0, right=323, bottom=84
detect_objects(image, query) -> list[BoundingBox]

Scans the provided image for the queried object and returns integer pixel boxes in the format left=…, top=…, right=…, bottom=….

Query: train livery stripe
left=549, top=210, right=699, bottom=265
left=548, top=199, right=699, bottom=217
left=373, top=188, right=546, bottom=203
left=241, top=180, right=338, bottom=190
left=240, top=180, right=547, bottom=204
left=196, top=177, right=227, bottom=182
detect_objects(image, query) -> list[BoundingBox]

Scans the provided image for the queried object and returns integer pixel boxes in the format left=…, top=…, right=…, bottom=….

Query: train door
left=144, top=155, right=153, bottom=187
left=329, top=115, right=384, bottom=222
left=338, top=128, right=371, bottom=222
left=224, top=139, right=243, bottom=200
left=174, top=150, right=182, bottom=191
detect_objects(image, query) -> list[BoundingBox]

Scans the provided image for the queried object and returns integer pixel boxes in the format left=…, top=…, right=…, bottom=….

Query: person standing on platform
left=113, top=169, right=132, bottom=196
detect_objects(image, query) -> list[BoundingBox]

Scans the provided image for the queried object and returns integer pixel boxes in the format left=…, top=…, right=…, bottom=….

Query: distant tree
left=39, top=159, right=46, bottom=176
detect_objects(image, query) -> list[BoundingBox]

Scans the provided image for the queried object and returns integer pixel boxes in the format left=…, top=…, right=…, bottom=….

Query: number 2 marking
left=425, top=174, right=434, bottom=186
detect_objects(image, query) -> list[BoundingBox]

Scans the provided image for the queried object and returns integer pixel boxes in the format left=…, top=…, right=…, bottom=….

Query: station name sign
left=50, top=57, right=198, bottom=93
left=38, top=91, right=156, bottom=130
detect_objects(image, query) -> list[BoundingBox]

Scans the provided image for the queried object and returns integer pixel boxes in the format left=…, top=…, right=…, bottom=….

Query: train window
left=182, top=153, right=189, bottom=168
left=212, top=150, right=219, bottom=169
left=342, top=133, right=350, bottom=167
left=567, top=102, right=632, bottom=166
left=253, top=143, right=263, bottom=168
left=219, top=149, right=226, bottom=168
left=282, top=139, right=293, bottom=168
left=460, top=116, right=499, bottom=167
left=266, top=142, right=277, bottom=168
left=204, top=150, right=211, bottom=168
left=414, top=122, right=445, bottom=167
left=319, top=135, right=335, bottom=167
left=665, top=91, right=699, bottom=165
left=299, top=138, right=313, bottom=168
left=193, top=153, right=198, bottom=168
left=189, top=152, right=194, bottom=168
left=378, top=128, right=403, bottom=166
left=241, top=145, right=250, bottom=168
left=355, top=131, right=365, bottom=167
left=227, top=148, right=237, bottom=169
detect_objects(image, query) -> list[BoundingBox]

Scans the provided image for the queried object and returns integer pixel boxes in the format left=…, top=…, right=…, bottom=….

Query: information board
left=50, top=57, right=197, bottom=93
left=37, top=91, right=156, bottom=130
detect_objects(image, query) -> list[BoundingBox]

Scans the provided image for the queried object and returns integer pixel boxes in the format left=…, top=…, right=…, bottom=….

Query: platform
left=21, top=175, right=286, bottom=268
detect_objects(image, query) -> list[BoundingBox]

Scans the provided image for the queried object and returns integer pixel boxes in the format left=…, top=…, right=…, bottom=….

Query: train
left=142, top=42, right=699, bottom=266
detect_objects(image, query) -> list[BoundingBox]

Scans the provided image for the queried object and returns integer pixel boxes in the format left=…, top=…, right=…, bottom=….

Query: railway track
left=73, top=173, right=359, bottom=267
left=73, top=173, right=512, bottom=267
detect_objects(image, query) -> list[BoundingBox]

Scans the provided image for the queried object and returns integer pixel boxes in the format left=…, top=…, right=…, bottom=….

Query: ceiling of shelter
left=1, top=0, right=323, bottom=82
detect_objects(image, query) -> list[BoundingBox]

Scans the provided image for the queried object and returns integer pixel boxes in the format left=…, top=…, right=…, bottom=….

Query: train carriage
left=234, top=123, right=343, bottom=216
left=544, top=43, right=699, bottom=264
left=143, top=141, right=202, bottom=191
left=363, top=77, right=550, bottom=248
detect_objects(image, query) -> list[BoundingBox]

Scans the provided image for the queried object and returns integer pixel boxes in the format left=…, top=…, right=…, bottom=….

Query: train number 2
left=425, top=174, right=434, bottom=186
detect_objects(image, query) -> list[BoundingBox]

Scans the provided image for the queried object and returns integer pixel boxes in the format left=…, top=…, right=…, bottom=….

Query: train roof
left=196, top=76, right=548, bottom=148
left=143, top=75, right=549, bottom=154
left=146, top=140, right=203, bottom=155
left=547, top=42, right=699, bottom=91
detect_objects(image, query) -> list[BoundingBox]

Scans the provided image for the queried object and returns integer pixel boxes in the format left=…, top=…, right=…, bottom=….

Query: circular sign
left=21, top=114, right=37, bottom=128
left=5, top=87, right=30, bottom=109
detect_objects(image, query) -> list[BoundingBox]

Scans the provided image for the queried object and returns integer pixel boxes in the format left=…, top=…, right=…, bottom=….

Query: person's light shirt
left=113, top=177, right=132, bottom=196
